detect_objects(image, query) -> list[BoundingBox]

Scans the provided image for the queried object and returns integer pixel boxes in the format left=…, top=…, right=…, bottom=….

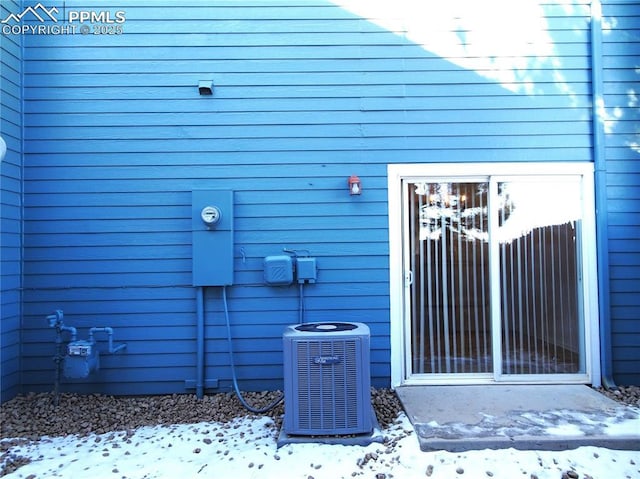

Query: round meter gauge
left=201, top=205, right=222, bottom=226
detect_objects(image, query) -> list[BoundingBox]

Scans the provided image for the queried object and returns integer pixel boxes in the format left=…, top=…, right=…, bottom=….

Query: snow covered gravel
left=1, top=387, right=639, bottom=479
left=1, top=414, right=639, bottom=479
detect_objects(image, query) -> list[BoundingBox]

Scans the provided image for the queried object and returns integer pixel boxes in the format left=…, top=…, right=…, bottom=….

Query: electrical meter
left=200, top=205, right=222, bottom=227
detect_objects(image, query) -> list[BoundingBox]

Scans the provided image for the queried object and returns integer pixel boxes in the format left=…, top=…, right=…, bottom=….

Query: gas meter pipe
left=88, top=327, right=126, bottom=354
left=46, top=310, right=77, bottom=406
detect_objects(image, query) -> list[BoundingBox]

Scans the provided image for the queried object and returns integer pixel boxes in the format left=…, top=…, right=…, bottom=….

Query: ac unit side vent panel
left=297, top=340, right=359, bottom=430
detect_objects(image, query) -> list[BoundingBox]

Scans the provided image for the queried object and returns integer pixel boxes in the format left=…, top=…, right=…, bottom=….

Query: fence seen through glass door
left=408, top=181, right=492, bottom=374
left=407, top=178, right=585, bottom=377
left=497, top=180, right=584, bottom=375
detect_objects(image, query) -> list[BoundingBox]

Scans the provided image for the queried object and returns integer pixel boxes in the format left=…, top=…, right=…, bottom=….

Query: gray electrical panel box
left=192, top=190, right=234, bottom=286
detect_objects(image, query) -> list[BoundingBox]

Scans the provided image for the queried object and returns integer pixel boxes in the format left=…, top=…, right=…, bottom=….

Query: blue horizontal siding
left=26, top=122, right=592, bottom=140
left=19, top=0, right=628, bottom=396
left=25, top=109, right=593, bottom=129
left=25, top=28, right=591, bottom=48
left=22, top=137, right=592, bottom=154
left=21, top=150, right=595, bottom=168
left=602, top=0, right=640, bottom=384
left=23, top=43, right=593, bottom=63
left=22, top=85, right=596, bottom=104
left=24, top=55, right=594, bottom=75
left=24, top=95, right=593, bottom=114
left=22, top=70, right=595, bottom=88
left=0, top=0, right=22, bottom=402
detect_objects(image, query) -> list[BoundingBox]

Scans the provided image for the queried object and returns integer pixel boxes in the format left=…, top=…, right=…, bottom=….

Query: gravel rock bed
left=594, top=385, right=640, bottom=408
left=1, top=386, right=639, bottom=477
left=2, top=386, right=639, bottom=442
left=1, top=388, right=404, bottom=476
left=0, top=388, right=403, bottom=441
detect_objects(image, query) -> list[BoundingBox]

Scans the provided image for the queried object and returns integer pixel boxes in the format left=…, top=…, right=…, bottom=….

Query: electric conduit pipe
left=196, top=287, right=205, bottom=399
left=223, top=286, right=283, bottom=413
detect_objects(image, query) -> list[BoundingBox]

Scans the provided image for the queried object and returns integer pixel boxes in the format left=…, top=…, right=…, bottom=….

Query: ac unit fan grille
left=295, top=339, right=359, bottom=431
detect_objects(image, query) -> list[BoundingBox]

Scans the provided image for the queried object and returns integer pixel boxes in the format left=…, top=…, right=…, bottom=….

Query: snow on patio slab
left=397, top=385, right=640, bottom=452
left=415, top=407, right=640, bottom=440
left=2, top=413, right=640, bottom=479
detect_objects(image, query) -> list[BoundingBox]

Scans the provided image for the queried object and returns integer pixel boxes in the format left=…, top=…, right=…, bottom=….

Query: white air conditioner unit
left=282, top=322, right=372, bottom=436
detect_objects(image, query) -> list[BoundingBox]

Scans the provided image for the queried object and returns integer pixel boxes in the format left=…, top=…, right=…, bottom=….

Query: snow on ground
left=2, top=413, right=639, bottom=479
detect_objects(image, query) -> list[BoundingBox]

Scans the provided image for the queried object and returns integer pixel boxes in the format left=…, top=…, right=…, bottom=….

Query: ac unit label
left=313, top=355, right=341, bottom=365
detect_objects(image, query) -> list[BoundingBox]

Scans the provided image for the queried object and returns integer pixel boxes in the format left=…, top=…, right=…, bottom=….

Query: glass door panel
left=407, top=181, right=492, bottom=375
left=496, top=179, right=585, bottom=376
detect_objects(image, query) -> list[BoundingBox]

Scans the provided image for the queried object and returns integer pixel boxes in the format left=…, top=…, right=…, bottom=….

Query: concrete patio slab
left=396, top=385, right=640, bottom=452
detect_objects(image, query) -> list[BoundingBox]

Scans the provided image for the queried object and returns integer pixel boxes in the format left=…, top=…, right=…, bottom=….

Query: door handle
left=405, top=270, right=413, bottom=287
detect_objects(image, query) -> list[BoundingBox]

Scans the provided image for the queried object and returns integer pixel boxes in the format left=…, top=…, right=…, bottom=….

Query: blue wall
left=0, top=0, right=22, bottom=402
left=9, top=0, right=638, bottom=396
left=601, top=0, right=640, bottom=385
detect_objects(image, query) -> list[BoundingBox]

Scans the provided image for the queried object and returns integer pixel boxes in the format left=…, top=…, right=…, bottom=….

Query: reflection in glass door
left=405, top=175, right=588, bottom=381
left=496, top=179, right=584, bottom=377
left=408, top=181, right=492, bottom=375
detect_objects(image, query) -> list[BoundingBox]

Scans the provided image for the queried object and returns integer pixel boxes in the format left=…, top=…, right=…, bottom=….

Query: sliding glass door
left=393, top=163, right=598, bottom=384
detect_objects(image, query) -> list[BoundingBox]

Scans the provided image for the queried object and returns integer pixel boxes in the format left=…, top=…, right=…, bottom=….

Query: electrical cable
left=222, top=286, right=284, bottom=413
left=299, top=282, right=305, bottom=324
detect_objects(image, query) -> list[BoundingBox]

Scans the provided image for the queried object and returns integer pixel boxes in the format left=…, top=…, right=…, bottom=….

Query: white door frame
left=388, top=162, right=601, bottom=388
